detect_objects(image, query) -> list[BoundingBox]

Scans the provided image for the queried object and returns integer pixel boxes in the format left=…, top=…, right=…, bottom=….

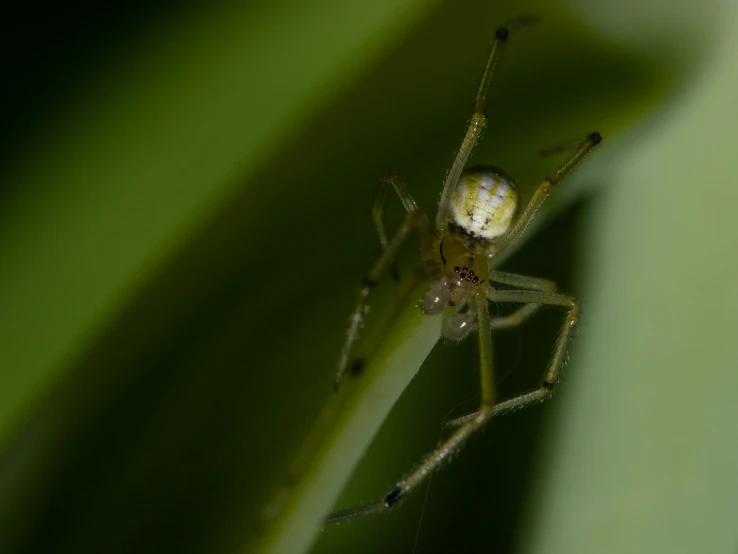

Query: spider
left=327, top=17, right=601, bottom=522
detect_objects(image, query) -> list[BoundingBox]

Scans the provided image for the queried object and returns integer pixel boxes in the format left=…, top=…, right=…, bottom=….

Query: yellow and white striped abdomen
left=448, top=167, right=518, bottom=240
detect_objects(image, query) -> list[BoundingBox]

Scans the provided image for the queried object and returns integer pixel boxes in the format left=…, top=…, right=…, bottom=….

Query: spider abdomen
left=449, top=167, right=518, bottom=240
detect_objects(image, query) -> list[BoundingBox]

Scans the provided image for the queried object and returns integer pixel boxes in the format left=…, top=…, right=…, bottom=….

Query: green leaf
left=520, top=2, right=738, bottom=553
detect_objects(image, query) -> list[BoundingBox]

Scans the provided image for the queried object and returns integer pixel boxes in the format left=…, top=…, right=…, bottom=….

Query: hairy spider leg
left=488, top=132, right=601, bottom=257
left=487, top=270, right=557, bottom=329
left=334, top=173, right=432, bottom=391
left=324, top=286, right=578, bottom=524
left=435, top=19, right=532, bottom=234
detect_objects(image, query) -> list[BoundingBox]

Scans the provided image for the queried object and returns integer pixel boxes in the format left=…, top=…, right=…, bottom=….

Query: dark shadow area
left=0, top=1, right=209, bottom=186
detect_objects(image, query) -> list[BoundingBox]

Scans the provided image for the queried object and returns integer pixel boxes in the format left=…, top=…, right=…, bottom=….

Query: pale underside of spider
left=328, top=17, right=601, bottom=523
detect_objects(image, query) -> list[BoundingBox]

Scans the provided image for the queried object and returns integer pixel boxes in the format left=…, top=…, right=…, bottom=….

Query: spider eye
left=440, top=235, right=488, bottom=285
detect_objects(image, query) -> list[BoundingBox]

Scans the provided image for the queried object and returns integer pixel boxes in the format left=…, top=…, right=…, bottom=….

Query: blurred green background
left=1, top=0, right=737, bottom=553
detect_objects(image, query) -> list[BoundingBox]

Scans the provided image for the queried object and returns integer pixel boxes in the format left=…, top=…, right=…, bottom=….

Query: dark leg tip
left=350, top=359, right=365, bottom=377
left=362, top=278, right=377, bottom=290
left=383, top=487, right=403, bottom=507
left=495, top=26, right=510, bottom=40
left=589, top=131, right=602, bottom=145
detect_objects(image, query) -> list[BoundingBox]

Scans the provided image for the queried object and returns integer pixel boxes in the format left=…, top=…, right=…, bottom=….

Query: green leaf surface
left=521, top=1, right=738, bottom=552
left=0, top=0, right=439, bottom=451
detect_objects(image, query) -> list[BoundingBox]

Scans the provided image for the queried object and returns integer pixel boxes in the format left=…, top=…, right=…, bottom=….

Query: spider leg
left=334, top=173, right=432, bottom=391
left=491, top=132, right=601, bottom=256
left=350, top=287, right=579, bottom=521
left=326, top=289, right=493, bottom=523
left=488, top=270, right=557, bottom=329
left=345, top=263, right=434, bottom=381
left=328, top=285, right=580, bottom=521
left=435, top=18, right=535, bottom=234
left=327, top=285, right=581, bottom=521
left=373, top=172, right=421, bottom=280
left=445, top=285, right=579, bottom=428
